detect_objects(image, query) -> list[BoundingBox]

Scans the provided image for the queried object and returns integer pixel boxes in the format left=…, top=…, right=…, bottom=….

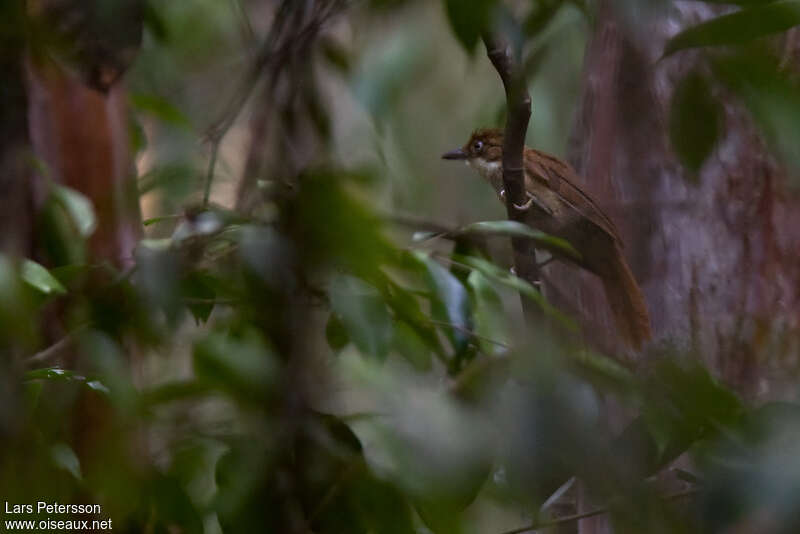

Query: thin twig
left=203, top=0, right=348, bottom=207
left=497, top=487, right=702, bottom=534
left=26, top=324, right=89, bottom=366
left=202, top=139, right=220, bottom=207
left=428, top=319, right=509, bottom=349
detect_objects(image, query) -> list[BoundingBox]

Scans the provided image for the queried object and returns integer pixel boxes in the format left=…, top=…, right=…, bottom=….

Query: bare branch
left=482, top=31, right=541, bottom=321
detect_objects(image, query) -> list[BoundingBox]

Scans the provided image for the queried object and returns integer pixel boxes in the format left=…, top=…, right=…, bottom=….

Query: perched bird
left=443, top=128, right=651, bottom=349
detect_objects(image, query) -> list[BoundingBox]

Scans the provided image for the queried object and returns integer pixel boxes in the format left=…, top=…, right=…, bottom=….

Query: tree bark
left=553, top=1, right=800, bottom=531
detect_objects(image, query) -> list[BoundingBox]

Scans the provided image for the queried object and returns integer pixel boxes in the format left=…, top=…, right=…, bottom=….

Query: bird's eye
left=472, top=140, right=484, bottom=152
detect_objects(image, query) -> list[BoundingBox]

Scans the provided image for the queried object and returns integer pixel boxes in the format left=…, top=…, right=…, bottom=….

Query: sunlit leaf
left=21, top=259, right=67, bottom=295
left=664, top=1, right=800, bottom=56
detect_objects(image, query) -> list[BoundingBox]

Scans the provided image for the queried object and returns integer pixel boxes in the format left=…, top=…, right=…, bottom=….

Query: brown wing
left=524, top=148, right=622, bottom=243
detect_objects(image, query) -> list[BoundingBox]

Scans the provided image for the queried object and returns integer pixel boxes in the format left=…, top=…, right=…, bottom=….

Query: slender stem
left=203, top=138, right=220, bottom=207
left=497, top=487, right=702, bottom=534
left=428, top=319, right=510, bottom=349
left=482, top=32, right=541, bottom=323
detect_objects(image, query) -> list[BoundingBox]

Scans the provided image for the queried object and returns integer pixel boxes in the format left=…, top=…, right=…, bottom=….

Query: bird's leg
left=517, top=192, right=553, bottom=215
left=501, top=189, right=552, bottom=215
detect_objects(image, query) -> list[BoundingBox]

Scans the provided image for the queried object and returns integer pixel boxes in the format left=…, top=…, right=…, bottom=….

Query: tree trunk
left=552, top=2, right=800, bottom=532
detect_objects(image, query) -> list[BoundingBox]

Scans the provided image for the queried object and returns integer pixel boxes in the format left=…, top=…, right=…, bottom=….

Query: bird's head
left=442, top=128, right=504, bottom=179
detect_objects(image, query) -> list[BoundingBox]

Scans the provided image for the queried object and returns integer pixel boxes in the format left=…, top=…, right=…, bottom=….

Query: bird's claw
left=513, top=196, right=535, bottom=211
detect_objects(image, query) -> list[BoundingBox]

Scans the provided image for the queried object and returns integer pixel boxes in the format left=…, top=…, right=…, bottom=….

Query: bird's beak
left=441, top=148, right=468, bottom=160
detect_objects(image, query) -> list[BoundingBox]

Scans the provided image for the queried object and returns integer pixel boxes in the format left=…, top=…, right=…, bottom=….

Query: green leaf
left=21, top=259, right=67, bottom=295
left=131, top=93, right=192, bottom=129
left=444, top=0, right=497, bottom=52
left=329, top=275, right=394, bottom=361
left=523, top=0, right=563, bottom=38
left=714, top=49, right=800, bottom=174
left=181, top=271, right=217, bottom=324
left=413, top=252, right=471, bottom=352
left=459, top=221, right=580, bottom=259
left=454, top=254, right=576, bottom=330
left=640, top=358, right=743, bottom=462
left=669, top=71, right=723, bottom=175
left=51, top=443, right=82, bottom=480
left=326, top=313, right=350, bottom=351
left=466, top=271, right=509, bottom=356
left=393, top=321, right=433, bottom=371
left=52, top=185, right=97, bottom=238
left=193, top=330, right=279, bottom=401
left=664, top=1, right=800, bottom=56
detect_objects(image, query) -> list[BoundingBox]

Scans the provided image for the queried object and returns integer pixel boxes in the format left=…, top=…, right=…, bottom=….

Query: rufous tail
left=598, top=244, right=651, bottom=350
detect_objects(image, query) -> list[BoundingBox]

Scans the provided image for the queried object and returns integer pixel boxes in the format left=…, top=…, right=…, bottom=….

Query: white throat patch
left=468, top=159, right=502, bottom=181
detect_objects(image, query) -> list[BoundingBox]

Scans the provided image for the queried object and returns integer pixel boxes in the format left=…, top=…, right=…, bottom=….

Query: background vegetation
left=3, top=0, right=800, bottom=533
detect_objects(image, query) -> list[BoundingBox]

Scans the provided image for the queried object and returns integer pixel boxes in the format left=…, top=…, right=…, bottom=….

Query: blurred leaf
left=444, top=0, right=497, bottom=52
left=326, top=313, right=350, bottom=351
left=641, top=358, right=743, bottom=461
left=193, top=330, right=279, bottom=401
left=384, top=271, right=447, bottom=360
left=454, top=254, right=576, bottom=329
left=459, top=220, right=580, bottom=259
left=138, top=162, right=200, bottom=197
left=25, top=367, right=81, bottom=381
left=413, top=252, right=471, bottom=353
left=21, top=259, right=67, bottom=296
left=329, top=275, right=393, bottom=361
left=24, top=367, right=111, bottom=396
left=131, top=93, right=192, bottom=129
left=52, top=184, right=97, bottom=238
left=321, top=38, right=351, bottom=74
left=524, top=0, right=562, bottom=38
left=354, top=32, right=430, bottom=119
left=181, top=271, right=216, bottom=324
left=345, top=373, right=492, bottom=510
left=393, top=320, right=433, bottom=371
left=295, top=170, right=393, bottom=279
left=129, top=112, right=147, bottom=155
left=670, top=71, right=723, bottom=175
left=714, top=49, right=800, bottom=174
left=50, top=443, right=81, bottom=480
left=143, top=0, right=169, bottom=42
left=664, top=1, right=800, bottom=56
left=466, top=271, right=508, bottom=356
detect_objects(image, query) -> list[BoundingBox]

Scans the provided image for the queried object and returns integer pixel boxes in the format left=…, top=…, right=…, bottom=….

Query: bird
left=442, top=128, right=651, bottom=349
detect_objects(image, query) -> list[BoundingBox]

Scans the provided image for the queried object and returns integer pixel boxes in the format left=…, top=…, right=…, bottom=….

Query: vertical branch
left=482, top=32, right=542, bottom=321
